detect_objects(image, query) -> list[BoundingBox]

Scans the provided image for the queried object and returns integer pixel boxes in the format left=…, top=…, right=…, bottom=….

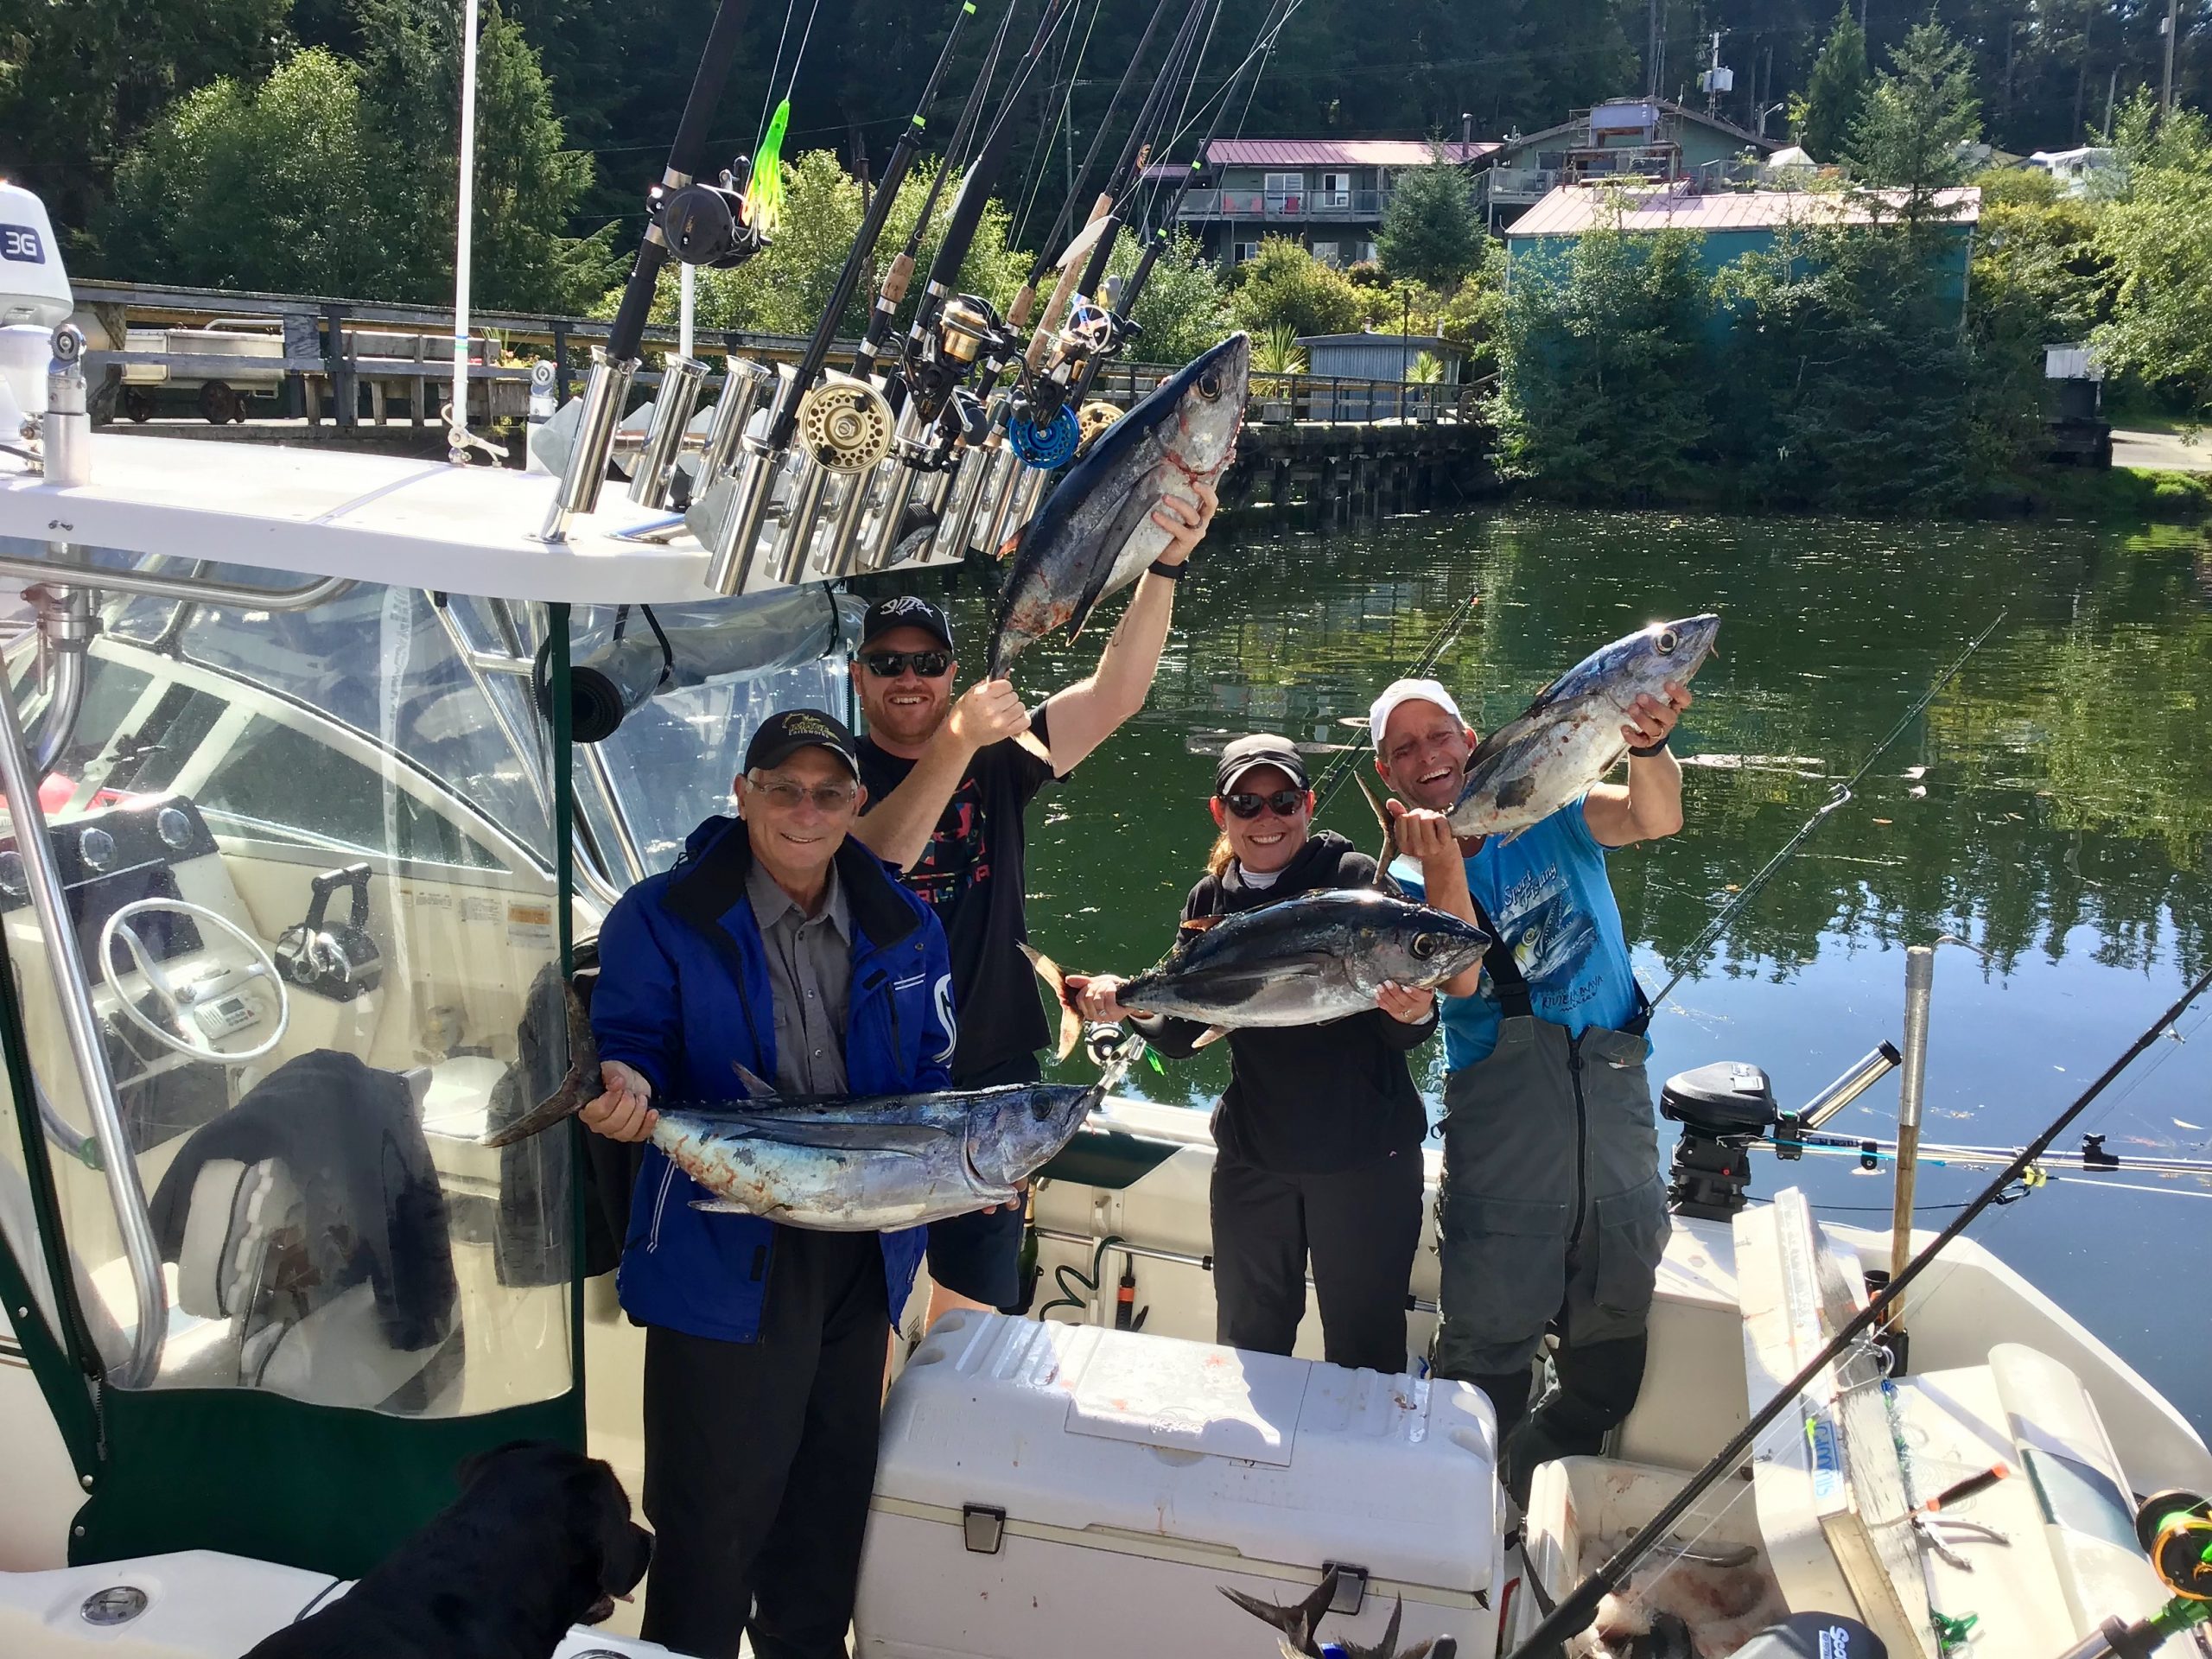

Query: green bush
left=1229, top=238, right=1366, bottom=340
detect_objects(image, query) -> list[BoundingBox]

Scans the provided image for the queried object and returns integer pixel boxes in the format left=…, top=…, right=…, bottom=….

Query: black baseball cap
left=1216, top=734, right=1311, bottom=795
left=860, top=594, right=955, bottom=652
left=744, top=709, right=861, bottom=779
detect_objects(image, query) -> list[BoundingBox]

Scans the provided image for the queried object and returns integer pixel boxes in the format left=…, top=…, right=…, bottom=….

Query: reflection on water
left=930, top=507, right=2212, bottom=1432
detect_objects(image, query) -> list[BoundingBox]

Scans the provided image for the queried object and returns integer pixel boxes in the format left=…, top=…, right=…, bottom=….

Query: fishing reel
left=797, top=376, right=895, bottom=473
left=652, top=158, right=766, bottom=268
left=1007, top=403, right=1080, bottom=468
left=1076, top=399, right=1123, bottom=454
left=906, top=294, right=1002, bottom=423
left=2139, top=1491, right=2212, bottom=1603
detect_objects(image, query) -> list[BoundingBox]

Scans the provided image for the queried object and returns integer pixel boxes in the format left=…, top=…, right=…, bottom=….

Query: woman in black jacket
left=1068, top=734, right=1437, bottom=1373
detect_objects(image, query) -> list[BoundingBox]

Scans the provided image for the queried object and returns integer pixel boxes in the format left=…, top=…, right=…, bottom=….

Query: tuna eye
left=1198, top=371, right=1221, bottom=400
left=1412, top=932, right=1439, bottom=960
left=1032, top=1101, right=1052, bottom=1122
left=1657, top=628, right=1679, bottom=654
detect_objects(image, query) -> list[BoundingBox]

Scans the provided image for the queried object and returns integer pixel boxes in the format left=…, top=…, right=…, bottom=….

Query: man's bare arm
left=1584, top=683, right=1690, bottom=849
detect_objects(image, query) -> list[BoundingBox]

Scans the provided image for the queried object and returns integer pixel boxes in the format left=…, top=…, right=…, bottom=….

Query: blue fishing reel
left=1008, top=405, right=1080, bottom=469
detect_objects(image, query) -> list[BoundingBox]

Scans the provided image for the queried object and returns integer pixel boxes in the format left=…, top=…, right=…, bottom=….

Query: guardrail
left=66, top=278, right=1475, bottom=434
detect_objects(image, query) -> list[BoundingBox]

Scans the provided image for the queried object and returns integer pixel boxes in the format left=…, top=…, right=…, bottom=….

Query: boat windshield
left=0, top=556, right=861, bottom=1417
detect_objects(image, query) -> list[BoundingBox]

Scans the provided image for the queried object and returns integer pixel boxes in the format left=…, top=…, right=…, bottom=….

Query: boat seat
left=1733, top=1189, right=2167, bottom=1657
left=161, top=1110, right=457, bottom=1411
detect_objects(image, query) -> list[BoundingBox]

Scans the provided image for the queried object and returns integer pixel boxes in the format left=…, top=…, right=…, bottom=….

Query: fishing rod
left=759, top=0, right=981, bottom=457
left=1309, top=589, right=1483, bottom=821
left=542, top=0, right=763, bottom=542
left=1503, top=960, right=2212, bottom=1656
left=898, top=0, right=1077, bottom=427
left=853, top=0, right=1020, bottom=380
left=1066, top=0, right=1300, bottom=407
left=1014, top=0, right=1184, bottom=315
left=1646, top=611, right=2007, bottom=1011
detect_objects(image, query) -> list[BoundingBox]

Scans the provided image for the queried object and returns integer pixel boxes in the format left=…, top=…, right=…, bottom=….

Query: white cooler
left=855, top=1312, right=1503, bottom=1659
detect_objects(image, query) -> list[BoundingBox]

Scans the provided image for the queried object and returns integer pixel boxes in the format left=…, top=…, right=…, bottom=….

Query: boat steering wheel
left=99, top=898, right=291, bottom=1063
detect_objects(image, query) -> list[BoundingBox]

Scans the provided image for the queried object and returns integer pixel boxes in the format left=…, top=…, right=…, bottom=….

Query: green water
left=931, top=506, right=2212, bottom=1433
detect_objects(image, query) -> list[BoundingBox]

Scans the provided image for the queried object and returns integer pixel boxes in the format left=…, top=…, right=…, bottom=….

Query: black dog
left=243, top=1440, right=652, bottom=1659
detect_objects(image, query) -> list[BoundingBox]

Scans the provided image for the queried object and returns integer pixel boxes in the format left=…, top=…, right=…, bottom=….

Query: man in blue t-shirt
left=1370, top=672, right=1690, bottom=1499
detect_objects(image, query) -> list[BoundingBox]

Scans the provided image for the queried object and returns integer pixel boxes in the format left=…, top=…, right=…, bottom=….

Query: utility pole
left=2163, top=0, right=2179, bottom=122
left=1648, top=0, right=1662, bottom=96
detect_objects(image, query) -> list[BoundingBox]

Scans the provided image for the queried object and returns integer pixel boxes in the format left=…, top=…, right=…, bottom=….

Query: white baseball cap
left=1368, top=677, right=1468, bottom=751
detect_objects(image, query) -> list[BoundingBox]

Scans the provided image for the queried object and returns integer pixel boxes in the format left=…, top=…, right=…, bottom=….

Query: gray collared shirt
left=747, top=858, right=852, bottom=1096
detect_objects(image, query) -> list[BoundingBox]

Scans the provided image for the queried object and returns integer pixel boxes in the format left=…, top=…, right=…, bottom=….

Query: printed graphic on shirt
left=906, top=772, right=990, bottom=913
left=1478, top=856, right=1602, bottom=1016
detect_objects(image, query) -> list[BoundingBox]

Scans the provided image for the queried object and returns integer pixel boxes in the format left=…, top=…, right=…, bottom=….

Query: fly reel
left=1007, top=404, right=1080, bottom=468
left=797, top=378, right=895, bottom=473
left=1077, top=399, right=1122, bottom=451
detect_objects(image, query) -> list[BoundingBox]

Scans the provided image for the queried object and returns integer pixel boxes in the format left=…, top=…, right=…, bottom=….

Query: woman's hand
left=580, top=1058, right=657, bottom=1142
left=1376, top=980, right=1435, bottom=1025
left=1063, top=972, right=1150, bottom=1023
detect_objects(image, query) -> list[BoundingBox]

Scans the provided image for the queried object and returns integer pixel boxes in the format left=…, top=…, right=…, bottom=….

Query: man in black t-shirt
left=851, top=480, right=1217, bottom=1328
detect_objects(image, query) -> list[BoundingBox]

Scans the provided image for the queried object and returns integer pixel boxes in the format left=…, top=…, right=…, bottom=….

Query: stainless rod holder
left=857, top=454, right=919, bottom=572
left=539, top=348, right=635, bottom=542
left=697, top=358, right=777, bottom=484
left=929, top=444, right=993, bottom=563
left=770, top=457, right=834, bottom=586
left=969, top=444, right=1024, bottom=556
left=1798, top=1041, right=1904, bottom=1133
left=819, top=467, right=874, bottom=577
left=626, top=355, right=710, bottom=507
left=699, top=439, right=780, bottom=596
left=1001, top=462, right=1052, bottom=545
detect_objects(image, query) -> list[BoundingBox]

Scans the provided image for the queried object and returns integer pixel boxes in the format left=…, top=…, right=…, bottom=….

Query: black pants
left=1210, top=1147, right=1422, bottom=1373
left=639, top=1227, right=889, bottom=1659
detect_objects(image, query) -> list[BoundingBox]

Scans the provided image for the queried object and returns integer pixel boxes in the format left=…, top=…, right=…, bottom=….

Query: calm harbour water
left=921, top=505, right=2212, bottom=1434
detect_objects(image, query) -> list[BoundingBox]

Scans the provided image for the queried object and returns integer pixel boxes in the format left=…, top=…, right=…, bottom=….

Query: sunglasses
left=1219, top=788, right=1310, bottom=820
left=861, top=650, right=952, bottom=679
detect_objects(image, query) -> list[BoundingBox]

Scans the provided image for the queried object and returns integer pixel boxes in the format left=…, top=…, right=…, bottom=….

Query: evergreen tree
left=1845, top=20, right=1982, bottom=222
left=1376, top=147, right=1484, bottom=290
left=96, top=49, right=404, bottom=296
left=1795, top=7, right=1872, bottom=163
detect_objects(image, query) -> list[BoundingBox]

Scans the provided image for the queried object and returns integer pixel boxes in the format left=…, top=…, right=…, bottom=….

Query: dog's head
left=456, top=1441, right=653, bottom=1626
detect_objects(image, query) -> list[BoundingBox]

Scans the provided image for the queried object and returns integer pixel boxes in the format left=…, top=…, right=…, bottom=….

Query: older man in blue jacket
left=583, top=707, right=956, bottom=1659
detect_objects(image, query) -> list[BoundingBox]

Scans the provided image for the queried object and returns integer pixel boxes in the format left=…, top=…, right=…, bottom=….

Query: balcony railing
left=1174, top=188, right=1387, bottom=220
left=1486, top=167, right=1560, bottom=202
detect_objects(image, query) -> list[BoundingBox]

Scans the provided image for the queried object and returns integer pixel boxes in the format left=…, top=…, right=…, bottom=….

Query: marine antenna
left=1502, top=961, right=2212, bottom=1656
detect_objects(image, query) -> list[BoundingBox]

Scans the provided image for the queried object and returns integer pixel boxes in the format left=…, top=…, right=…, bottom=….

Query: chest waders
left=1433, top=897, right=1669, bottom=1497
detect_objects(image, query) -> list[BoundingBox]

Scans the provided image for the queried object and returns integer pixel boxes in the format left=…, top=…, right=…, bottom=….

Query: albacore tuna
left=988, top=332, right=1250, bottom=677
left=1026, top=887, right=1489, bottom=1051
left=1447, top=614, right=1720, bottom=840
left=483, top=992, right=1130, bottom=1230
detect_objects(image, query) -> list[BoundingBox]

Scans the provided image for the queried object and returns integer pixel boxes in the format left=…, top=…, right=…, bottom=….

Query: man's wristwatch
left=1147, top=557, right=1187, bottom=582
left=1629, top=734, right=1671, bottom=759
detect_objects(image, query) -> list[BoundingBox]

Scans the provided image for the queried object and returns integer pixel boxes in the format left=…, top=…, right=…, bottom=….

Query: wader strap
left=1465, top=893, right=1534, bottom=1021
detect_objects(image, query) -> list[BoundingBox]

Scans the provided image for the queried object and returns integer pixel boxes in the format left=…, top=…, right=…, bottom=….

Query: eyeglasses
left=746, top=775, right=858, bottom=812
left=861, top=650, right=952, bottom=679
left=1220, top=788, right=1310, bottom=820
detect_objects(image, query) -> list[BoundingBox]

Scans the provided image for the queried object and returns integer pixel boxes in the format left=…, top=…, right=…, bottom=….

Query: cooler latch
left=1321, top=1562, right=1368, bottom=1614
left=962, top=1503, right=1007, bottom=1554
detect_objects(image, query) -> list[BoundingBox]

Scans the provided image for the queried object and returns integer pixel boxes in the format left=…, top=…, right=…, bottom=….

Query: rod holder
left=697, top=358, right=777, bottom=484
left=770, top=457, right=835, bottom=586
left=699, top=439, right=780, bottom=595
left=626, top=355, right=710, bottom=507
left=43, top=326, right=90, bottom=488
left=539, top=348, right=635, bottom=542
left=1001, top=461, right=1052, bottom=546
left=818, top=466, right=875, bottom=577
left=930, top=444, right=994, bottom=563
left=1888, top=944, right=1936, bottom=1349
left=969, top=444, right=1024, bottom=556
left=1798, top=1042, right=1904, bottom=1133
left=855, top=400, right=934, bottom=572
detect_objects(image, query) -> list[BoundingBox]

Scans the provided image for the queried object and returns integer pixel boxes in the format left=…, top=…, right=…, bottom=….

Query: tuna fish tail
left=1017, top=941, right=1083, bottom=1062
left=480, top=985, right=600, bottom=1148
